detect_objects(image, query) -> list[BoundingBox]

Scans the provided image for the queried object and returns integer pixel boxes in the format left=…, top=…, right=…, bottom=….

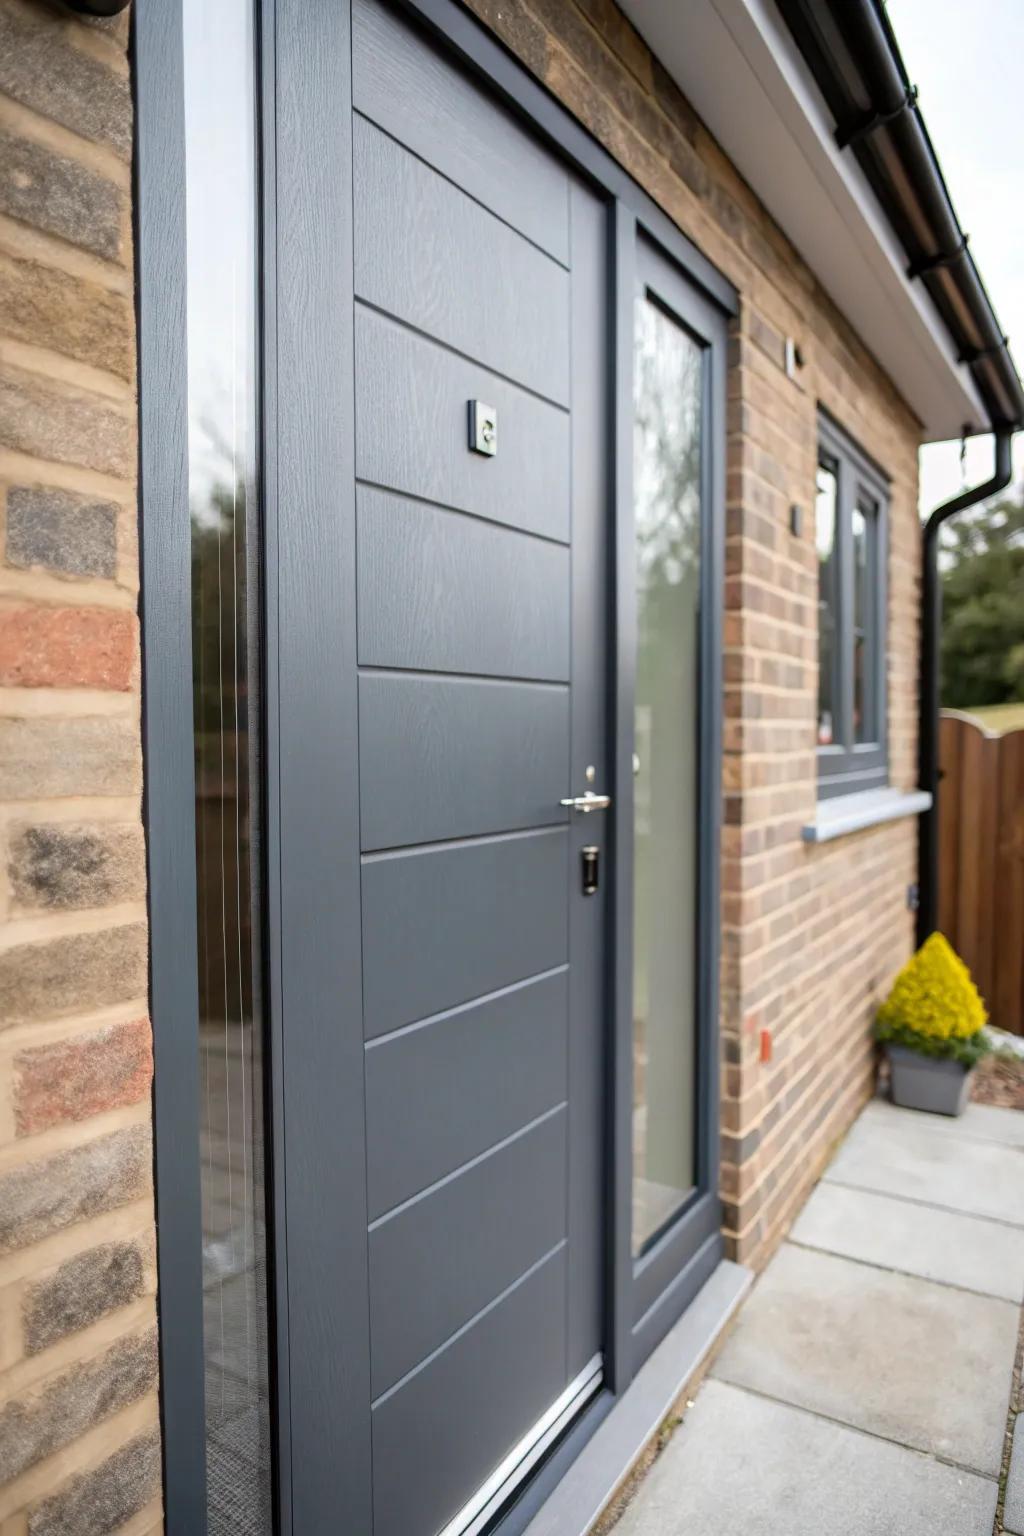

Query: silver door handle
left=560, top=791, right=612, bottom=813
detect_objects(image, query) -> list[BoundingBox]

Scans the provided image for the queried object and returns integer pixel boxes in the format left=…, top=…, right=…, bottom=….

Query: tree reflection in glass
left=184, top=0, right=272, bottom=1529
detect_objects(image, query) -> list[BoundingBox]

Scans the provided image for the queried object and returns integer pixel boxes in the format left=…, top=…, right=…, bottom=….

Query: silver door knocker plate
left=468, top=400, right=497, bottom=456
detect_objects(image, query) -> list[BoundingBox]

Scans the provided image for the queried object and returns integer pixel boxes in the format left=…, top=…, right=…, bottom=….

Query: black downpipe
left=917, top=428, right=1014, bottom=945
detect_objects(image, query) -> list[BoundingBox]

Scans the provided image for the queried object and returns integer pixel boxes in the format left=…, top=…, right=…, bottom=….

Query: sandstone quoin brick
left=7, top=822, right=146, bottom=910
left=0, top=922, right=148, bottom=1025
left=0, top=9, right=155, bottom=1523
left=0, top=125, right=124, bottom=261
left=0, top=1326, right=158, bottom=1483
left=22, top=1239, right=147, bottom=1356
left=0, top=714, right=139, bottom=800
left=0, top=1125, right=152, bottom=1256
left=4, top=485, right=120, bottom=580
left=26, top=1425, right=162, bottom=1536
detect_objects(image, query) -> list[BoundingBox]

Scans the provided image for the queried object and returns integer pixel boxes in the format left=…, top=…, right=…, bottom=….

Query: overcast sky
left=883, top=0, right=1024, bottom=511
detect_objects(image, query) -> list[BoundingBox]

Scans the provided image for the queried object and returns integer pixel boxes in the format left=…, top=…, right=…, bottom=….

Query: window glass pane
left=183, top=1, right=272, bottom=1529
left=852, top=502, right=875, bottom=743
left=631, top=293, right=702, bottom=1255
left=816, top=463, right=838, bottom=747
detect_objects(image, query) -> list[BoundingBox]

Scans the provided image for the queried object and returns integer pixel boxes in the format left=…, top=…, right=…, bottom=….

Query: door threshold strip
left=439, top=1355, right=604, bottom=1536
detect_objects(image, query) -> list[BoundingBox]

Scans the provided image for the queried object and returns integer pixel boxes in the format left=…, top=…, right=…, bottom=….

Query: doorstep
left=522, top=1259, right=752, bottom=1536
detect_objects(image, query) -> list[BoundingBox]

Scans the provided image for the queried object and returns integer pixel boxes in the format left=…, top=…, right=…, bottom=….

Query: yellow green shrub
left=875, top=933, right=989, bottom=1064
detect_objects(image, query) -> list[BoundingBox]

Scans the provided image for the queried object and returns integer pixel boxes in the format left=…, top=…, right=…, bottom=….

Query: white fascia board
left=618, top=0, right=985, bottom=442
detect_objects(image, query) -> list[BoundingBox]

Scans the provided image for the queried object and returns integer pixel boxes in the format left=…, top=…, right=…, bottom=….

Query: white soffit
left=618, top=0, right=985, bottom=442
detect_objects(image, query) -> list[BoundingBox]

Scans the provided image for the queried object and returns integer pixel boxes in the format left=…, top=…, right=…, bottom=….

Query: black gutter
left=917, top=429, right=1014, bottom=943
left=775, top=0, right=1024, bottom=433
left=775, top=0, right=1022, bottom=941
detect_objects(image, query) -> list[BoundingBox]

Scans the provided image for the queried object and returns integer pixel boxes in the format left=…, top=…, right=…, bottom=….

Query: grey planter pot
left=888, top=1045, right=974, bottom=1117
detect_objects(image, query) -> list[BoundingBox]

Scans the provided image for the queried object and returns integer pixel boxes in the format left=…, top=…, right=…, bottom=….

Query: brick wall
left=464, top=0, right=923, bottom=1269
left=0, top=3, right=161, bottom=1532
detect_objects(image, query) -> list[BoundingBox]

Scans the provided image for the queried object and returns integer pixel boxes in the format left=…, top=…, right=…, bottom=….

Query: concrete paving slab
left=791, top=1181, right=1024, bottom=1301
left=712, top=1244, right=1018, bottom=1475
left=521, top=1260, right=752, bottom=1536
left=613, top=1379, right=998, bottom=1536
left=826, top=1107, right=1024, bottom=1226
left=861, top=1095, right=1024, bottom=1150
left=1006, top=1415, right=1024, bottom=1535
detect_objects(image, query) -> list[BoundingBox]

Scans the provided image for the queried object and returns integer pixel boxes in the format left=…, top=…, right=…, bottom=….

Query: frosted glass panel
left=631, top=294, right=702, bottom=1255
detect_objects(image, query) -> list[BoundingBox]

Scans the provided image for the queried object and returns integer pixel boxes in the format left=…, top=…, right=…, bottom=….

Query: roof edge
left=774, top=0, right=1024, bottom=432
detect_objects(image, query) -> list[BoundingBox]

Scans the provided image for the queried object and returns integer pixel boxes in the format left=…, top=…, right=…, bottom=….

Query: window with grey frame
left=815, top=413, right=889, bottom=799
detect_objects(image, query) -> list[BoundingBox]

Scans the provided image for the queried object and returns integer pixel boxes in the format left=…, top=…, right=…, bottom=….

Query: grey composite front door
left=345, top=1, right=609, bottom=1530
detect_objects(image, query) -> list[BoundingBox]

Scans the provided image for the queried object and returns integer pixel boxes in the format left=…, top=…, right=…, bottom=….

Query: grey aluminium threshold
left=522, top=1258, right=752, bottom=1536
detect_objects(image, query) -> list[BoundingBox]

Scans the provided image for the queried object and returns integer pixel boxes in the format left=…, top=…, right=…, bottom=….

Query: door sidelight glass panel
left=631, top=294, right=703, bottom=1255
left=183, top=0, right=273, bottom=1529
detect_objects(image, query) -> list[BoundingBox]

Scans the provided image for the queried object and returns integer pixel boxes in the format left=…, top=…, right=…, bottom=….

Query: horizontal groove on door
left=352, top=0, right=570, bottom=266
left=356, top=486, right=570, bottom=680
left=368, top=1102, right=565, bottom=1234
left=355, top=479, right=571, bottom=548
left=370, top=1245, right=568, bottom=1536
left=360, top=823, right=569, bottom=863
left=354, top=115, right=570, bottom=405
left=369, top=1109, right=567, bottom=1397
left=354, top=305, right=570, bottom=542
left=361, top=827, right=569, bottom=1037
left=358, top=671, right=569, bottom=850
left=356, top=296, right=570, bottom=413
left=364, top=966, right=569, bottom=1215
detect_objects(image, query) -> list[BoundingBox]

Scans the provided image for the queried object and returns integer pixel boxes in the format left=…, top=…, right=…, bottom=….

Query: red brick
left=14, top=1020, right=152, bottom=1136
left=0, top=606, right=135, bottom=690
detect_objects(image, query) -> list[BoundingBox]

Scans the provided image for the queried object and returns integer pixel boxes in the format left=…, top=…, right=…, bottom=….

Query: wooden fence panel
left=937, top=718, right=961, bottom=942
left=994, top=730, right=1024, bottom=1033
left=939, top=712, right=1024, bottom=1034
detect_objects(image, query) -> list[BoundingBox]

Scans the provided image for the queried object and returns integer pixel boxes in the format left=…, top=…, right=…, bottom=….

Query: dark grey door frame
left=261, top=0, right=373, bottom=1528
left=135, top=0, right=735, bottom=1530
left=621, top=229, right=727, bottom=1366
left=133, top=2, right=207, bottom=1530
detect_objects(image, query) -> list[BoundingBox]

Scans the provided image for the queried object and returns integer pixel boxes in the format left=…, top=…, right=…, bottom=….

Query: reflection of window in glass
left=631, top=293, right=702, bottom=1256
left=852, top=501, right=877, bottom=744
left=183, top=0, right=272, bottom=1530
left=816, top=461, right=838, bottom=748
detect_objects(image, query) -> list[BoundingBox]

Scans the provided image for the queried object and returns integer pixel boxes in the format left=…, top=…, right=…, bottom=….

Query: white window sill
left=801, top=787, right=933, bottom=844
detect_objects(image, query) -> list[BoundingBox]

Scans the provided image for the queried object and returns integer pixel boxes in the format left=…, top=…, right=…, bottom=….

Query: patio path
left=614, top=1097, right=1024, bottom=1535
